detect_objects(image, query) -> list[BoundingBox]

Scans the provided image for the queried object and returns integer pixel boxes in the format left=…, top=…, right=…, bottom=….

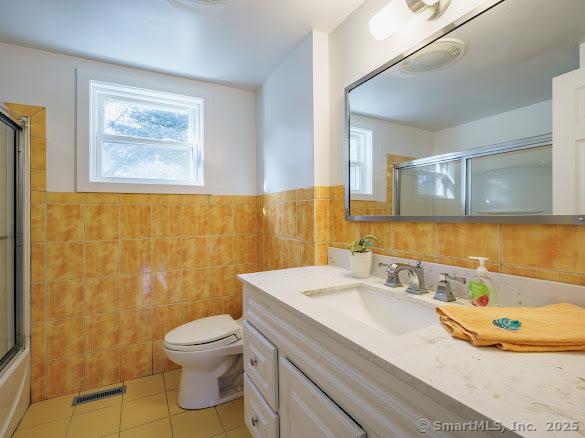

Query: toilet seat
left=164, top=315, right=242, bottom=352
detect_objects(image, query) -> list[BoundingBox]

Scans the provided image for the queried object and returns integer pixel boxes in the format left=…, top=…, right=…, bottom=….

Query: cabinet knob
left=250, top=416, right=258, bottom=427
left=250, top=357, right=258, bottom=367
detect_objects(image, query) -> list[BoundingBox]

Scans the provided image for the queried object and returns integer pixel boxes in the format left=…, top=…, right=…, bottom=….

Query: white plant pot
left=349, top=251, right=372, bottom=279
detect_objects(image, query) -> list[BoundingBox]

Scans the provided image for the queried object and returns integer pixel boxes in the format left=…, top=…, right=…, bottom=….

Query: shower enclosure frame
left=392, top=134, right=553, bottom=216
left=0, top=107, right=26, bottom=375
left=0, top=103, right=30, bottom=438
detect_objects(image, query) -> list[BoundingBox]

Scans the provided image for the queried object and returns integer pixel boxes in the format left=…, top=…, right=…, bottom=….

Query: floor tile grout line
left=215, top=405, right=227, bottom=433
left=161, top=384, right=174, bottom=437
left=13, top=415, right=74, bottom=434
left=118, top=415, right=170, bottom=436
left=118, top=383, right=123, bottom=437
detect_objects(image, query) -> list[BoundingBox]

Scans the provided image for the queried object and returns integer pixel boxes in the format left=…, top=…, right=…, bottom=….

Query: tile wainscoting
left=257, top=187, right=332, bottom=270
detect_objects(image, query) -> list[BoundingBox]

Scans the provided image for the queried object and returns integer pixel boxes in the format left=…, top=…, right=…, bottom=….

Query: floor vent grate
left=71, top=385, right=126, bottom=406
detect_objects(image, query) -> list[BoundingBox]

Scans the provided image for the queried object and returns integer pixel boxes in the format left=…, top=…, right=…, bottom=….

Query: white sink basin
left=304, top=283, right=439, bottom=336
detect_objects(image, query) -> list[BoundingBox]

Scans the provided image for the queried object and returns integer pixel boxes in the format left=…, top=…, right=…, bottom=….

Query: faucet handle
left=416, top=260, right=423, bottom=268
left=434, top=272, right=465, bottom=302
left=378, top=263, right=402, bottom=287
left=441, top=273, right=466, bottom=284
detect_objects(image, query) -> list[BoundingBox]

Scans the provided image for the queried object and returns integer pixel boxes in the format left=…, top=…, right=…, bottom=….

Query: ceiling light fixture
left=406, top=0, right=451, bottom=19
left=369, top=0, right=452, bottom=41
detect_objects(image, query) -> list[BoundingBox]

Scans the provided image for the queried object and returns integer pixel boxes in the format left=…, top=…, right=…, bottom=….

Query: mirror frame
left=344, top=0, right=585, bottom=225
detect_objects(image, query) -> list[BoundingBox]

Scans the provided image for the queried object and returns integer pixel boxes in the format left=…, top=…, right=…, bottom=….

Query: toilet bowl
left=163, top=314, right=244, bottom=409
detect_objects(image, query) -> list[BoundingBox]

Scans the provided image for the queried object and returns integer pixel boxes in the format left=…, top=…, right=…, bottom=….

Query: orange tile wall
left=257, top=187, right=331, bottom=270
left=260, top=186, right=585, bottom=287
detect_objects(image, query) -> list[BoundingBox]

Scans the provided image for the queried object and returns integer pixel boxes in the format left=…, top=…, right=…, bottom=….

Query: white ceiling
left=0, top=0, right=364, bottom=89
left=350, top=0, right=585, bottom=131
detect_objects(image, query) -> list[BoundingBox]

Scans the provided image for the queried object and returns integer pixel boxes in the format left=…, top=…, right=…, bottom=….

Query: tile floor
left=13, top=371, right=251, bottom=438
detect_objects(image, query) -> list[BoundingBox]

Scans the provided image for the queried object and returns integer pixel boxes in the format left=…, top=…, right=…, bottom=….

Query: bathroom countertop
left=239, top=265, right=585, bottom=438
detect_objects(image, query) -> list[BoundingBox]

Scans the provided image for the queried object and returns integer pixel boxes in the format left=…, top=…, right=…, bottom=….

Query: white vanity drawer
left=245, top=375, right=279, bottom=438
left=279, top=357, right=366, bottom=438
left=244, top=320, right=278, bottom=410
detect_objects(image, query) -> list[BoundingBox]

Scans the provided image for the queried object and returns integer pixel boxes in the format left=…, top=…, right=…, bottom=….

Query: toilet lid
left=164, top=314, right=242, bottom=347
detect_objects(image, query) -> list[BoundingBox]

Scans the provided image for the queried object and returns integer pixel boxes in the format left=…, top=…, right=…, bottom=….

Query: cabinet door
left=245, top=375, right=279, bottom=438
left=279, top=357, right=366, bottom=438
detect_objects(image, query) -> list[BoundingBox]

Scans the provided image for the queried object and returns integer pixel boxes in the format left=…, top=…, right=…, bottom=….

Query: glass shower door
left=398, top=159, right=463, bottom=216
left=469, top=145, right=552, bottom=215
left=0, top=116, right=17, bottom=367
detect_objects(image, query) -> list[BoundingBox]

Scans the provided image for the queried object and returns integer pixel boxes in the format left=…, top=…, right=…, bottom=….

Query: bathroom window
left=80, top=77, right=204, bottom=191
left=349, top=127, right=373, bottom=195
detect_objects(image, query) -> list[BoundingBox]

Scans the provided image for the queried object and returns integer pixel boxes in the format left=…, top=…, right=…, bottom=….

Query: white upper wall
left=328, top=0, right=490, bottom=186
left=312, top=31, right=331, bottom=187
left=0, top=42, right=257, bottom=194
left=433, top=100, right=552, bottom=155
left=257, top=33, right=315, bottom=193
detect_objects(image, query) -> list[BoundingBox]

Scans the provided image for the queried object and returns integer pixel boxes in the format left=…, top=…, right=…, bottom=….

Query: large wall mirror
left=345, top=0, right=585, bottom=224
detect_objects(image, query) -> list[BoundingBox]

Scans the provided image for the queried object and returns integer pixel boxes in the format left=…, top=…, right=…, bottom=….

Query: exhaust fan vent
left=401, top=38, right=466, bottom=74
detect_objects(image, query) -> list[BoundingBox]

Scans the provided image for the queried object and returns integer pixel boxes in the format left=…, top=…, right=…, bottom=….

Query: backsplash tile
left=333, top=185, right=585, bottom=285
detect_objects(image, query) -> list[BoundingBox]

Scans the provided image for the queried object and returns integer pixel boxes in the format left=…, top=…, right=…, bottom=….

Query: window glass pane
left=101, top=141, right=192, bottom=182
left=470, top=146, right=552, bottom=215
left=349, top=136, right=359, bottom=162
left=350, top=165, right=360, bottom=191
left=103, top=99, right=191, bottom=142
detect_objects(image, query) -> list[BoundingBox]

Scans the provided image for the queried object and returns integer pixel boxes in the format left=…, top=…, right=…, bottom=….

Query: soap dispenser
left=468, top=257, right=497, bottom=307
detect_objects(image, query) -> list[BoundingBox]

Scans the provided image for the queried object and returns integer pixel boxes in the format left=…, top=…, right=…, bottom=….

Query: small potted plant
left=348, top=235, right=380, bottom=278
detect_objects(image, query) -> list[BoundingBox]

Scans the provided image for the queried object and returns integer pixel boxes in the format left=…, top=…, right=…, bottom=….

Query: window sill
left=77, top=179, right=207, bottom=194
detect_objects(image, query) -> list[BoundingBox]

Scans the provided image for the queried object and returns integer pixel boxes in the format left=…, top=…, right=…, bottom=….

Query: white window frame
left=77, top=69, right=205, bottom=193
left=349, top=126, right=373, bottom=196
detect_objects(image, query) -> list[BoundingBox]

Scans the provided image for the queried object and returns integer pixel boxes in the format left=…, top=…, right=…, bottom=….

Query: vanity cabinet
left=243, top=317, right=366, bottom=438
left=279, top=357, right=366, bottom=438
left=242, top=283, right=495, bottom=438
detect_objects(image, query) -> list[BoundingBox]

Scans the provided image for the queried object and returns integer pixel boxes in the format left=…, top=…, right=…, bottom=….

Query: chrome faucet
left=378, top=261, right=427, bottom=295
left=433, top=273, right=466, bottom=302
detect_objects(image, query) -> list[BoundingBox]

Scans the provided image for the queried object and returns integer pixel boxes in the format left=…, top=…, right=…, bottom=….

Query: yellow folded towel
left=436, top=303, right=585, bottom=352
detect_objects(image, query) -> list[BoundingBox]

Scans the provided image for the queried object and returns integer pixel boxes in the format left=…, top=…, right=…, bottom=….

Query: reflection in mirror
left=347, top=0, right=585, bottom=218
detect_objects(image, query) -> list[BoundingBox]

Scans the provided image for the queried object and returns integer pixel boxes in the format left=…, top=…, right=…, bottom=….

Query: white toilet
left=163, top=314, right=244, bottom=409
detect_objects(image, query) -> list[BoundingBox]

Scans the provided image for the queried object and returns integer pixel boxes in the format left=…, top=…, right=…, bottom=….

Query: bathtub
left=0, top=348, right=30, bottom=437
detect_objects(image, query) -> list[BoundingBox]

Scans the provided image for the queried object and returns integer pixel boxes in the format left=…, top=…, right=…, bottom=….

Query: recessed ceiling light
left=167, top=0, right=228, bottom=13
left=168, top=0, right=227, bottom=9
left=183, top=0, right=225, bottom=6
left=190, top=0, right=226, bottom=4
